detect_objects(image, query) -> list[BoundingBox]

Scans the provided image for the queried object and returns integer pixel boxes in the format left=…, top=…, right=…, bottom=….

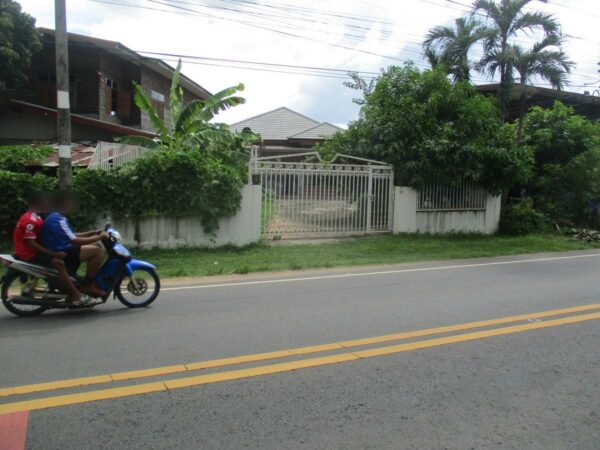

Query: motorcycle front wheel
left=1, top=272, right=48, bottom=317
left=115, top=268, right=160, bottom=308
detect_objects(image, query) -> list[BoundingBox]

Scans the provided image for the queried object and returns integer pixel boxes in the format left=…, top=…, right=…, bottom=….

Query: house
left=0, top=27, right=211, bottom=144
left=476, top=83, right=600, bottom=122
left=230, top=107, right=343, bottom=156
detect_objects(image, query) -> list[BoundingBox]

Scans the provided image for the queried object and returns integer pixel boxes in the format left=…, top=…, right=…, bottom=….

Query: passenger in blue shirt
left=41, top=192, right=108, bottom=298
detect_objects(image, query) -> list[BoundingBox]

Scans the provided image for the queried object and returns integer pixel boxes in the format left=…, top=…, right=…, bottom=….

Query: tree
left=508, top=35, right=574, bottom=140
left=120, top=60, right=257, bottom=157
left=473, top=0, right=561, bottom=119
left=323, top=64, right=533, bottom=194
left=423, top=17, right=485, bottom=82
left=0, top=0, right=41, bottom=88
left=521, top=101, right=600, bottom=225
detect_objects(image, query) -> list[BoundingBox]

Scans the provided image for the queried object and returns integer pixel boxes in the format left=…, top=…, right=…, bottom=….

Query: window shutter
left=105, top=85, right=113, bottom=114
left=117, top=90, right=131, bottom=119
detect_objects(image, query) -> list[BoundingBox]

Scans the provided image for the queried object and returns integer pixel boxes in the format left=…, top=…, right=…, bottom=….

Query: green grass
left=131, top=233, right=599, bottom=279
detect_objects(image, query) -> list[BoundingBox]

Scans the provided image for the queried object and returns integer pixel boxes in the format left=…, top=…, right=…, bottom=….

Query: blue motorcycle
left=0, top=222, right=160, bottom=317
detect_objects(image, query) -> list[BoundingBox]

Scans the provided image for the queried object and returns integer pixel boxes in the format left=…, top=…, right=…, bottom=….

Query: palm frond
left=509, top=11, right=559, bottom=36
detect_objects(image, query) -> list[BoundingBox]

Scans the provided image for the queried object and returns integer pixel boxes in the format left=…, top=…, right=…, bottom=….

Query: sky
left=16, top=0, right=600, bottom=126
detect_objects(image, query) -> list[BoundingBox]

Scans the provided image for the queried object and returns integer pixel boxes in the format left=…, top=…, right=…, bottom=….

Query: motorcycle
left=0, top=222, right=160, bottom=317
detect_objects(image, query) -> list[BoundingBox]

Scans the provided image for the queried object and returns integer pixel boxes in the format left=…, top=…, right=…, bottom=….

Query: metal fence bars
left=88, top=141, right=154, bottom=170
left=252, top=152, right=394, bottom=238
left=417, top=182, right=487, bottom=211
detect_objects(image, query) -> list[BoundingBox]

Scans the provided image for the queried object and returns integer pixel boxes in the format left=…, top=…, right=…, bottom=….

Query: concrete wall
left=111, top=185, right=262, bottom=249
left=393, top=186, right=501, bottom=235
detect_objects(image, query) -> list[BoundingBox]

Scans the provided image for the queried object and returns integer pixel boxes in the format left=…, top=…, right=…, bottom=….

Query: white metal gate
left=251, top=151, right=394, bottom=239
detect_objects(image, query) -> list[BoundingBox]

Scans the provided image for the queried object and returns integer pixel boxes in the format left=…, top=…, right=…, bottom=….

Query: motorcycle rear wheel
left=115, top=268, right=160, bottom=308
left=1, top=272, right=48, bottom=317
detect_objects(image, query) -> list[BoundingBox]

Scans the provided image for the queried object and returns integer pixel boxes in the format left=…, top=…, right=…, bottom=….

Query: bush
left=73, top=148, right=246, bottom=233
left=0, top=169, right=57, bottom=238
left=0, top=146, right=247, bottom=240
left=499, top=198, right=550, bottom=235
left=522, top=102, right=600, bottom=226
left=0, top=145, right=53, bottom=172
left=321, top=64, right=533, bottom=193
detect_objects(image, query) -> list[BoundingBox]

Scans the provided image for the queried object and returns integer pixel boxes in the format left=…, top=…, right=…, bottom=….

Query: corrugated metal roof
left=43, top=143, right=96, bottom=167
left=230, top=107, right=320, bottom=140
left=289, top=122, right=342, bottom=140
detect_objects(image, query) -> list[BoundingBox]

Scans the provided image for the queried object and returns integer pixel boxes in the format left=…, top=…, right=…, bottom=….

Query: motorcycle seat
left=0, top=254, right=59, bottom=276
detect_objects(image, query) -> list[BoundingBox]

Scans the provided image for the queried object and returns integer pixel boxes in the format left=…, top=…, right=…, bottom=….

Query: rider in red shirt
left=13, top=191, right=83, bottom=304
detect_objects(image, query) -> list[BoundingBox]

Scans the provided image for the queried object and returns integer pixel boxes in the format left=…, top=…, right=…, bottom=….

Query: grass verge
left=132, top=233, right=599, bottom=279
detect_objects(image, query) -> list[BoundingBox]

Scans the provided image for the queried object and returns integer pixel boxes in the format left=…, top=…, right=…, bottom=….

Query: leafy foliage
left=120, top=60, right=257, bottom=156
left=422, top=17, right=486, bottom=82
left=499, top=197, right=550, bottom=235
left=472, top=0, right=566, bottom=118
left=521, top=102, right=600, bottom=225
left=73, top=148, right=246, bottom=233
left=0, top=145, right=53, bottom=171
left=322, top=64, right=533, bottom=193
left=0, top=169, right=56, bottom=238
left=0, top=0, right=41, bottom=88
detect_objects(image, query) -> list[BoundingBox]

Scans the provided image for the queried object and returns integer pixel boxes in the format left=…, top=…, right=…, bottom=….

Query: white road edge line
left=162, top=253, right=600, bottom=291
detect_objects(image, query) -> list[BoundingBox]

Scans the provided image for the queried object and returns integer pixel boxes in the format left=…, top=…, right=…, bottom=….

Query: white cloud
left=17, top=0, right=600, bottom=125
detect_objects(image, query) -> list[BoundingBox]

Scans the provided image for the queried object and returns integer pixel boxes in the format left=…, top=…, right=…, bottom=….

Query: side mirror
left=104, top=218, right=112, bottom=231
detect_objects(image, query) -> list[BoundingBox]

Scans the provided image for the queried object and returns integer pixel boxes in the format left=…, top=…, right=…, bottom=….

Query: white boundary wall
left=111, top=185, right=262, bottom=249
left=393, top=186, right=501, bottom=234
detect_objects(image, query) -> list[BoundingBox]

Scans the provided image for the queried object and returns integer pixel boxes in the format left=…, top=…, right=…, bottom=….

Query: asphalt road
left=1, top=250, right=599, bottom=449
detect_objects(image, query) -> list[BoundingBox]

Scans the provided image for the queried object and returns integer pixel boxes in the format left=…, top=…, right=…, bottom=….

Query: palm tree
left=472, top=0, right=561, bottom=119
left=120, top=60, right=257, bottom=155
left=509, top=35, right=574, bottom=140
left=423, top=17, right=485, bottom=82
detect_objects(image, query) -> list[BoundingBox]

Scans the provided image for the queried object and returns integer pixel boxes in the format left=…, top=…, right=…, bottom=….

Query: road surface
left=1, top=250, right=599, bottom=449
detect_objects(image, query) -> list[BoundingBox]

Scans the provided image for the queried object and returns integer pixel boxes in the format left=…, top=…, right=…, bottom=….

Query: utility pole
left=55, top=0, right=72, bottom=190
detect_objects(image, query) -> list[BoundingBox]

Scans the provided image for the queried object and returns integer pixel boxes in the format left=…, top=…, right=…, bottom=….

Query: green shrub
left=499, top=198, right=550, bottom=235
left=73, top=148, right=246, bottom=233
left=0, top=146, right=246, bottom=240
left=0, top=169, right=57, bottom=238
left=0, top=145, right=53, bottom=172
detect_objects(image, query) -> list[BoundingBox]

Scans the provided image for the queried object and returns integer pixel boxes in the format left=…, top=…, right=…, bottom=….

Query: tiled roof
left=289, top=122, right=342, bottom=140
left=230, top=107, right=321, bottom=140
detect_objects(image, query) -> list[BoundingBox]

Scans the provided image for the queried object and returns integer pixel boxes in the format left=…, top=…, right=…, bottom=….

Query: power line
left=87, top=0, right=598, bottom=87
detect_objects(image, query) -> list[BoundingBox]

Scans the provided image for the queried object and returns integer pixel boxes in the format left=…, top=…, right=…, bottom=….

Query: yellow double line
left=1, top=303, right=600, bottom=414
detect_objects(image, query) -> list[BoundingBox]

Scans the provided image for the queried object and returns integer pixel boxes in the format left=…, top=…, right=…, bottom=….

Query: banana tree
left=120, top=60, right=257, bottom=156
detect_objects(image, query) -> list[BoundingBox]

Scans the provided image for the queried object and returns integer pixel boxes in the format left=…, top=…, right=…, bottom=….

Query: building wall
left=110, top=185, right=262, bottom=249
left=139, top=66, right=199, bottom=132
left=393, top=186, right=501, bottom=235
left=28, top=44, right=102, bottom=117
left=0, top=108, right=126, bottom=143
left=98, top=53, right=140, bottom=125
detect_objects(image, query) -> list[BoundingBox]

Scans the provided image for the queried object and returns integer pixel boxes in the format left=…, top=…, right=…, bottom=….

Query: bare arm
left=70, top=233, right=107, bottom=246
left=24, top=240, right=64, bottom=258
left=76, top=230, right=102, bottom=238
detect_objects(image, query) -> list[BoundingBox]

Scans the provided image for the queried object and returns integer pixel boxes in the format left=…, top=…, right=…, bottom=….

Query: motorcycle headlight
left=113, top=244, right=131, bottom=257
left=110, top=231, right=122, bottom=242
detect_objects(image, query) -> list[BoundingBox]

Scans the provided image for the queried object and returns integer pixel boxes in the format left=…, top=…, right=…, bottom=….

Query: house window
left=106, top=79, right=119, bottom=116
left=150, top=89, right=165, bottom=120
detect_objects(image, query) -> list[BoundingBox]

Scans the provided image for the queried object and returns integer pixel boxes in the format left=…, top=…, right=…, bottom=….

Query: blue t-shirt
left=41, top=212, right=77, bottom=252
